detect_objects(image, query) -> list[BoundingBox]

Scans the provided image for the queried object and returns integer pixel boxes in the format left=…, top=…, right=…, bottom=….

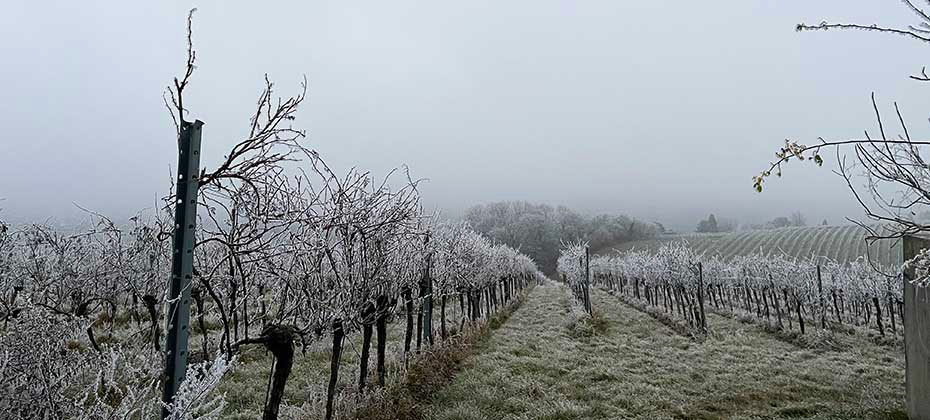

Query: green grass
left=422, top=282, right=906, bottom=420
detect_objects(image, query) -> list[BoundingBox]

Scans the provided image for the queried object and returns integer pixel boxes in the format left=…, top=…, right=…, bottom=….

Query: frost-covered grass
left=423, top=283, right=906, bottom=420
left=703, top=303, right=904, bottom=353
left=349, top=287, right=532, bottom=420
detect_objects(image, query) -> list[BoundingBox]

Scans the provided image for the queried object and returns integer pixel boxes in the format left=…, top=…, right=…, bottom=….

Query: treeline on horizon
left=464, top=201, right=656, bottom=274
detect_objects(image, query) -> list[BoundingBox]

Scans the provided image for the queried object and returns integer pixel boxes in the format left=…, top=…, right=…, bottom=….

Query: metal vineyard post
left=904, top=235, right=930, bottom=420
left=161, top=120, right=203, bottom=418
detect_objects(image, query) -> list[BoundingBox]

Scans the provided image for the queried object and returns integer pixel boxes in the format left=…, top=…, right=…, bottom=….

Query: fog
left=1, top=1, right=928, bottom=231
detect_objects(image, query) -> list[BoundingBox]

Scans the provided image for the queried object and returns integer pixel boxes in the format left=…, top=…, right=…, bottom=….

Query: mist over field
left=6, top=2, right=930, bottom=420
left=2, top=1, right=929, bottom=230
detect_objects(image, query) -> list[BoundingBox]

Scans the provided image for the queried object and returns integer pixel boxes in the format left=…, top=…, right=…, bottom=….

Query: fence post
left=161, top=120, right=204, bottom=418
left=816, top=265, right=826, bottom=329
left=584, top=246, right=592, bottom=314
left=422, top=233, right=433, bottom=346
left=697, top=262, right=706, bottom=332
left=904, top=235, right=930, bottom=420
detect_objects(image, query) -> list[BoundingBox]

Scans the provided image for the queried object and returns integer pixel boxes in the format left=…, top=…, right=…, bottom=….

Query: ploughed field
left=422, top=281, right=905, bottom=420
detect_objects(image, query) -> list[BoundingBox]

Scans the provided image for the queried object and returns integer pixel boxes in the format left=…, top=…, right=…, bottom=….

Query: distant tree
left=717, top=217, right=738, bottom=232
left=465, top=201, right=655, bottom=274
left=768, top=217, right=791, bottom=229
left=696, top=214, right=719, bottom=233
left=653, top=221, right=667, bottom=235
left=555, top=205, right=586, bottom=242
left=790, top=211, right=807, bottom=227
left=822, top=219, right=828, bottom=226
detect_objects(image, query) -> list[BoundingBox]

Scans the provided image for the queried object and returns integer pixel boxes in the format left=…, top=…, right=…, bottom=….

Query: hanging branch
left=198, top=75, right=310, bottom=189
left=756, top=1, right=930, bottom=243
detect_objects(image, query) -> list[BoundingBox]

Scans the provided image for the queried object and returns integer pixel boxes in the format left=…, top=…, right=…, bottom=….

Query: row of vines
left=0, top=22, right=544, bottom=418
left=0, top=184, right=541, bottom=419
left=556, top=242, right=592, bottom=314
left=559, top=241, right=903, bottom=339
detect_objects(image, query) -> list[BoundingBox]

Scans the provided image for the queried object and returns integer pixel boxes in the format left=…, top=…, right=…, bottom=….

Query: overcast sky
left=1, top=1, right=929, bottom=231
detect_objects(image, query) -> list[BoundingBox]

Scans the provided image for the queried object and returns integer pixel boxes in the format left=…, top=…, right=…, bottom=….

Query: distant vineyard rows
left=607, top=225, right=901, bottom=267
left=562, top=239, right=903, bottom=339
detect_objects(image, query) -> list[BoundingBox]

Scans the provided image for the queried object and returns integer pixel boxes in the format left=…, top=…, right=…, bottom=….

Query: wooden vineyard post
left=584, top=246, right=592, bottom=314
left=576, top=257, right=582, bottom=306
left=771, top=278, right=783, bottom=330
left=904, top=234, right=930, bottom=420
left=817, top=265, right=826, bottom=329
left=326, top=320, right=344, bottom=420
left=697, top=262, right=706, bottom=332
left=161, top=120, right=204, bottom=419
left=421, top=233, right=434, bottom=346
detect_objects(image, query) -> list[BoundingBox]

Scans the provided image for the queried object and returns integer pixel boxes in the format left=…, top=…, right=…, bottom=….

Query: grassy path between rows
left=422, top=281, right=906, bottom=420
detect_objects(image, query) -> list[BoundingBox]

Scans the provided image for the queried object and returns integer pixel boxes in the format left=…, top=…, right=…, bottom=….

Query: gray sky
left=2, top=1, right=929, bottom=231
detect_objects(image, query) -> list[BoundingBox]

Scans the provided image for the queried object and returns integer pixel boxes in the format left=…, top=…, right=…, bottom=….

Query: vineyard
left=423, top=281, right=905, bottom=420
left=0, top=11, right=562, bottom=419
left=605, top=225, right=902, bottom=267
left=541, top=241, right=915, bottom=418
left=0, top=201, right=542, bottom=418
left=0, top=209, right=916, bottom=419
left=563, top=240, right=904, bottom=341
left=9, top=3, right=930, bottom=419
left=0, top=109, right=920, bottom=420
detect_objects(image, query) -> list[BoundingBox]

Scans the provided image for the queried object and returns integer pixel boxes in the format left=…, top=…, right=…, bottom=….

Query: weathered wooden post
left=421, top=233, right=434, bottom=346
left=697, top=262, right=706, bottom=332
left=584, top=246, right=592, bottom=314
left=326, top=320, right=344, bottom=420
left=904, top=234, right=930, bottom=420
left=573, top=258, right=580, bottom=302
left=817, top=265, right=826, bottom=329
left=161, top=120, right=204, bottom=419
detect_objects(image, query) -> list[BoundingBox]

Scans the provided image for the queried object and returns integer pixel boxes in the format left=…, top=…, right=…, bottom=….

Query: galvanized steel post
left=161, top=120, right=204, bottom=418
left=904, top=234, right=930, bottom=420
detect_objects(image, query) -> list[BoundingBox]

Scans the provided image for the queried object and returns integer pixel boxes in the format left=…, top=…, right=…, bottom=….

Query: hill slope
left=599, top=225, right=902, bottom=266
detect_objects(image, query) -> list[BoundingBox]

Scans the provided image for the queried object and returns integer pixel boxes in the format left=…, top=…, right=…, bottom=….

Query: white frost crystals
left=162, top=354, right=237, bottom=420
left=904, top=247, right=930, bottom=288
